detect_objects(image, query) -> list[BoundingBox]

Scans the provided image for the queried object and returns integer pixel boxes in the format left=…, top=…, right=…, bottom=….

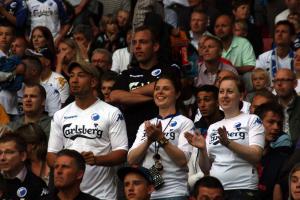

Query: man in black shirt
left=0, top=134, right=48, bottom=199
left=110, top=25, right=180, bottom=147
left=46, top=149, right=99, bottom=200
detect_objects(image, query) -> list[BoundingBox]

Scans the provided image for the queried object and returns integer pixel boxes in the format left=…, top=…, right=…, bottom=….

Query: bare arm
left=47, top=152, right=57, bottom=168
left=110, top=90, right=153, bottom=105
left=94, top=149, right=127, bottom=166
left=128, top=139, right=152, bottom=165
left=0, top=7, right=16, bottom=25
left=273, top=184, right=283, bottom=200
left=185, top=132, right=211, bottom=174
left=236, top=65, right=255, bottom=75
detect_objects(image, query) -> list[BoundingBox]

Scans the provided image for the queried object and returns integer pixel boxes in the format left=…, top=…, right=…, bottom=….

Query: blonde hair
left=251, top=68, right=270, bottom=87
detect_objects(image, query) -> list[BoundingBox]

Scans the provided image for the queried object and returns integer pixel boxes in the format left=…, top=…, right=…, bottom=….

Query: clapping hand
left=218, top=126, right=231, bottom=147
left=145, top=121, right=164, bottom=142
left=185, top=131, right=206, bottom=150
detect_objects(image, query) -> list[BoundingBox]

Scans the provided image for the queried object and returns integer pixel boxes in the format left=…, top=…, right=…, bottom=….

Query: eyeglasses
left=272, top=78, right=294, bottom=83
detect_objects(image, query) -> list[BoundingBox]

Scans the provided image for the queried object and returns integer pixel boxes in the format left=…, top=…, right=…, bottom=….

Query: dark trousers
left=225, top=189, right=261, bottom=200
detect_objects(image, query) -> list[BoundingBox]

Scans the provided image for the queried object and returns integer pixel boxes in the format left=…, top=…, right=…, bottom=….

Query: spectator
left=233, top=20, right=248, bottom=37
left=192, top=176, right=225, bottom=200
left=194, top=35, right=238, bottom=87
left=273, top=68, right=300, bottom=145
left=0, top=22, right=15, bottom=57
left=214, top=14, right=256, bottom=92
left=189, top=9, right=212, bottom=51
left=27, top=48, right=69, bottom=104
left=249, top=89, right=276, bottom=114
left=46, top=149, right=99, bottom=199
left=185, top=85, right=224, bottom=188
left=111, top=29, right=132, bottom=74
left=72, top=24, right=93, bottom=61
left=10, top=36, right=29, bottom=58
left=275, top=0, right=300, bottom=24
left=118, top=166, right=154, bottom=200
left=289, top=163, right=300, bottom=200
left=29, top=26, right=56, bottom=57
left=91, top=48, right=112, bottom=72
left=128, top=75, right=193, bottom=199
left=116, top=9, right=130, bottom=36
left=22, top=56, right=61, bottom=117
left=110, top=25, right=180, bottom=147
left=287, top=12, right=300, bottom=50
left=14, top=123, right=50, bottom=184
left=256, top=20, right=296, bottom=81
left=56, top=38, right=84, bottom=79
left=245, top=68, right=270, bottom=102
left=232, top=0, right=263, bottom=57
left=190, top=77, right=264, bottom=199
left=0, top=104, right=9, bottom=125
left=255, top=102, right=292, bottom=199
left=47, top=61, right=128, bottom=199
left=26, top=0, right=69, bottom=41
left=100, top=71, right=118, bottom=103
left=7, top=83, right=51, bottom=137
left=0, top=0, right=27, bottom=28
left=0, top=134, right=48, bottom=199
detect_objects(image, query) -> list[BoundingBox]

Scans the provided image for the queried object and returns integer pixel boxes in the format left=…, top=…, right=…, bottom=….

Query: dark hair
left=57, top=149, right=86, bottom=172
left=30, top=26, right=55, bottom=54
left=275, top=20, right=296, bottom=36
left=252, top=89, right=276, bottom=103
left=232, top=0, right=251, bottom=10
left=0, top=21, right=15, bottom=36
left=254, top=102, right=284, bottom=121
left=73, top=24, right=93, bottom=42
left=191, top=8, right=207, bottom=19
left=0, top=134, right=27, bottom=153
left=134, top=25, right=159, bottom=44
left=101, top=71, right=118, bottom=83
left=219, top=76, right=245, bottom=94
left=24, top=83, right=47, bottom=100
left=22, top=55, right=43, bottom=75
left=196, top=85, right=219, bottom=100
left=193, top=176, right=224, bottom=197
left=14, top=123, right=47, bottom=161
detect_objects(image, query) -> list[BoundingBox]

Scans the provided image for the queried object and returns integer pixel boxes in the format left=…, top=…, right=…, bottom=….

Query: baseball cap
left=68, top=61, right=100, bottom=79
left=25, top=48, right=55, bottom=61
left=118, top=166, right=154, bottom=184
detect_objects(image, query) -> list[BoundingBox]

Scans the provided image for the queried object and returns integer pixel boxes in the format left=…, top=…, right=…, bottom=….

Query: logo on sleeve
left=17, top=187, right=27, bottom=198
left=117, top=113, right=124, bottom=121
left=255, top=117, right=262, bottom=125
left=91, top=113, right=100, bottom=121
left=151, top=69, right=161, bottom=77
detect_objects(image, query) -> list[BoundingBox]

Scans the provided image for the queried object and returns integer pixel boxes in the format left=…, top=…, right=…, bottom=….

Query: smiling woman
left=192, top=77, right=265, bottom=200
left=128, top=74, right=194, bottom=200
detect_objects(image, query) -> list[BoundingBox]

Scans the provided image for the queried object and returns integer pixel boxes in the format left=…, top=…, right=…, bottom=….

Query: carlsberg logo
left=63, top=123, right=103, bottom=140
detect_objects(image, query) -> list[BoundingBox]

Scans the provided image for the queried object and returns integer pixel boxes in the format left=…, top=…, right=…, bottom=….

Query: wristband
left=158, top=136, right=169, bottom=147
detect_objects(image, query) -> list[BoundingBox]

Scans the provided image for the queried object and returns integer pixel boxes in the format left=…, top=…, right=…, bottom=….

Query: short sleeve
left=48, top=115, right=64, bottom=153
left=109, top=108, right=128, bottom=151
left=248, top=115, right=265, bottom=148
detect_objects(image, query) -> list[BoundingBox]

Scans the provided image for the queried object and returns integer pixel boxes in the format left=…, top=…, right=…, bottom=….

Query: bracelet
left=157, top=136, right=169, bottom=147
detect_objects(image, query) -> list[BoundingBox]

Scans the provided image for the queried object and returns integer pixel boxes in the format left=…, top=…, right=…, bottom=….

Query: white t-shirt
left=256, top=49, right=294, bottom=80
left=111, top=47, right=130, bottom=74
left=129, top=114, right=194, bottom=199
left=41, top=83, right=61, bottom=117
left=206, top=113, right=265, bottom=190
left=275, top=9, right=290, bottom=24
left=41, top=71, right=69, bottom=104
left=27, top=0, right=61, bottom=37
left=48, top=99, right=128, bottom=200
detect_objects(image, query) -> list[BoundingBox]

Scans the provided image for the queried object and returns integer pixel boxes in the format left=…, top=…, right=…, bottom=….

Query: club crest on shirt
left=151, top=69, right=161, bottom=77
left=17, top=187, right=27, bottom=198
left=234, top=122, right=241, bottom=131
left=170, top=121, right=177, bottom=127
left=91, top=113, right=100, bottom=121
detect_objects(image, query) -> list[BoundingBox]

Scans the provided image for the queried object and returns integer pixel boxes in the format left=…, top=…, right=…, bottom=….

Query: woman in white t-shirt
left=188, top=77, right=265, bottom=200
left=128, top=75, right=194, bottom=200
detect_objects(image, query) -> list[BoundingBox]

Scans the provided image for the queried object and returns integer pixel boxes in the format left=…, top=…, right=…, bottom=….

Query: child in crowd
left=234, top=20, right=248, bottom=37
left=246, top=68, right=270, bottom=102
left=294, top=47, right=300, bottom=95
left=100, top=71, right=118, bottom=103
